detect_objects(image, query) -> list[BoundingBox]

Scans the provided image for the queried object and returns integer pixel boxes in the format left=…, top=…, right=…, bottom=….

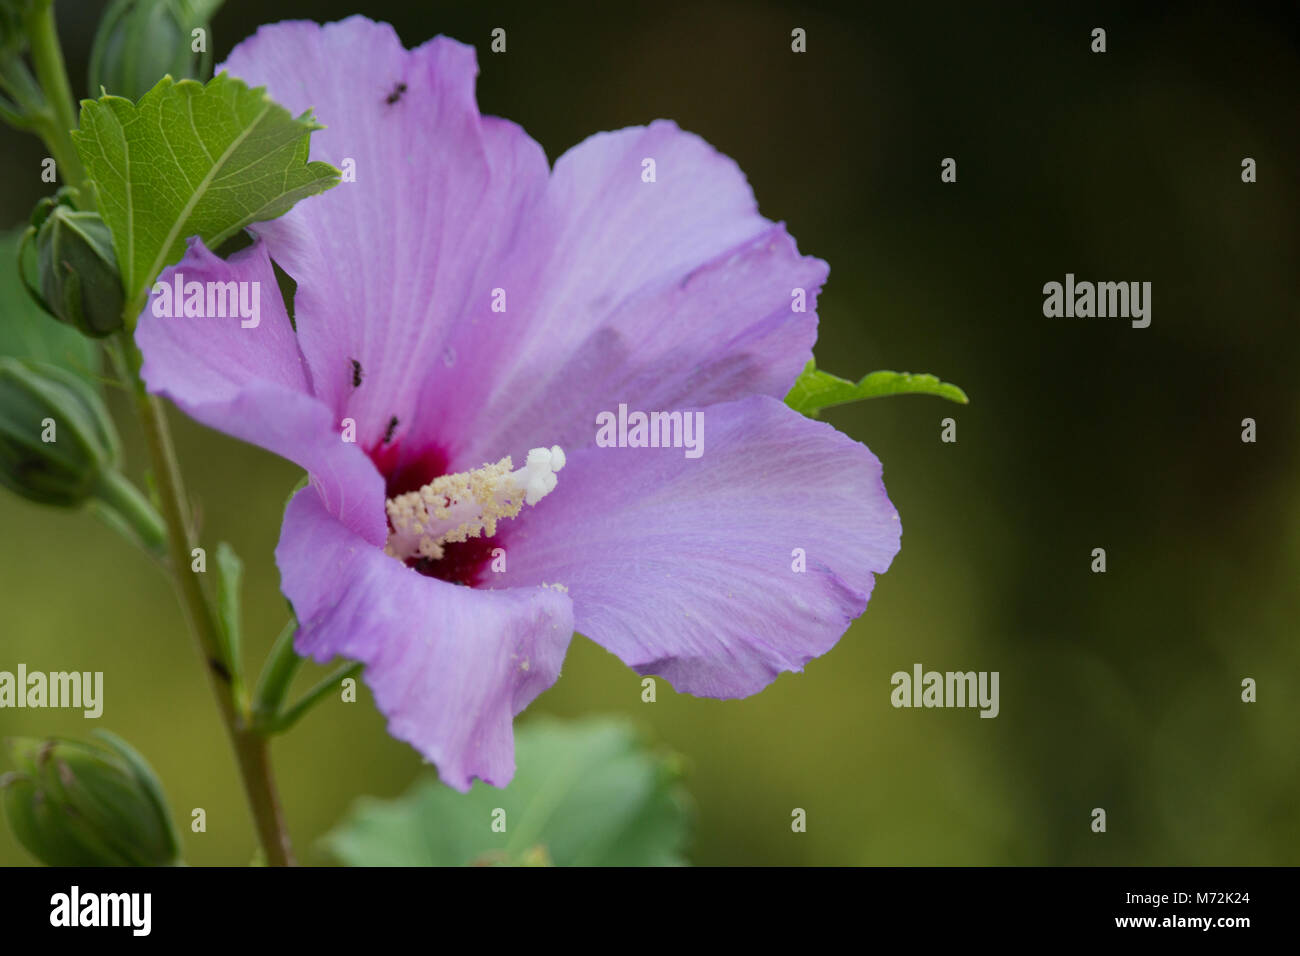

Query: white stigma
left=384, top=445, right=565, bottom=563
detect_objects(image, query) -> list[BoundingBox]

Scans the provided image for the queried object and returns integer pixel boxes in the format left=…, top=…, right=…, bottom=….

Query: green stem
left=92, top=469, right=166, bottom=556
left=254, top=621, right=364, bottom=734
left=0, top=54, right=47, bottom=118
left=24, top=0, right=89, bottom=200
left=118, top=332, right=295, bottom=865
left=270, top=662, right=362, bottom=735
left=0, top=59, right=61, bottom=150
left=253, top=618, right=303, bottom=722
left=0, top=93, right=30, bottom=129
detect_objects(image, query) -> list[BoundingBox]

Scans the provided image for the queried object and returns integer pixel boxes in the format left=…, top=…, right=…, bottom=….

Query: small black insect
left=384, top=415, right=399, bottom=444
left=351, top=358, right=363, bottom=387
left=209, top=657, right=232, bottom=683
left=385, top=82, right=407, bottom=105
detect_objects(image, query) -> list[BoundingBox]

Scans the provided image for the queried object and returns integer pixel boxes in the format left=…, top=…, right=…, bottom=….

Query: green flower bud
left=0, top=356, right=120, bottom=507
left=88, top=0, right=217, bottom=101
left=31, top=195, right=125, bottom=338
left=1, top=732, right=180, bottom=866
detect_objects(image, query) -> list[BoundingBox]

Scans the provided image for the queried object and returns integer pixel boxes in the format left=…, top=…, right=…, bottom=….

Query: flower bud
left=1, top=733, right=180, bottom=866
left=88, top=0, right=216, bottom=101
left=0, top=356, right=120, bottom=507
left=32, top=198, right=125, bottom=338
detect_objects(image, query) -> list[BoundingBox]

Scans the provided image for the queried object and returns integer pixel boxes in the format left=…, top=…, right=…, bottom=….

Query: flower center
left=383, top=446, right=565, bottom=563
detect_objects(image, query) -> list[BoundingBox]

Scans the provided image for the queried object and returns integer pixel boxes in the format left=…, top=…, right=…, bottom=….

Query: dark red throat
left=368, top=441, right=498, bottom=588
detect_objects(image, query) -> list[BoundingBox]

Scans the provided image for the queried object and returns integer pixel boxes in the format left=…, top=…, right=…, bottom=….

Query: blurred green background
left=1, top=0, right=1297, bottom=864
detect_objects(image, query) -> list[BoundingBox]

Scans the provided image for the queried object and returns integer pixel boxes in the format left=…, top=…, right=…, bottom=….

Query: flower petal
left=422, top=120, right=828, bottom=469
left=277, top=487, right=575, bottom=790
left=494, top=395, right=900, bottom=698
left=136, top=237, right=385, bottom=542
left=220, top=18, right=551, bottom=450
left=224, top=20, right=823, bottom=474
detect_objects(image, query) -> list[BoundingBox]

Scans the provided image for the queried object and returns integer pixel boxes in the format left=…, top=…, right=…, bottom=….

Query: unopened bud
left=0, top=356, right=120, bottom=507
left=88, top=0, right=217, bottom=101
left=1, top=732, right=180, bottom=867
left=30, top=193, right=125, bottom=338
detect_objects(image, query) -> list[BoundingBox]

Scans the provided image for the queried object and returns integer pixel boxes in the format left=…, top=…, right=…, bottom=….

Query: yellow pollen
left=384, top=445, right=565, bottom=563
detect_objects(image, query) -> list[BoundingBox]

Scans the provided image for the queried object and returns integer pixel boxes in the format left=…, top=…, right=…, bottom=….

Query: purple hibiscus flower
left=135, top=16, right=901, bottom=790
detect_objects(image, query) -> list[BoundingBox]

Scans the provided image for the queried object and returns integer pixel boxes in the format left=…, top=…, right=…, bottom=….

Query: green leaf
left=324, top=717, right=693, bottom=867
left=785, top=359, right=969, bottom=417
left=213, top=541, right=244, bottom=696
left=72, top=72, right=339, bottom=308
left=0, top=227, right=98, bottom=376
